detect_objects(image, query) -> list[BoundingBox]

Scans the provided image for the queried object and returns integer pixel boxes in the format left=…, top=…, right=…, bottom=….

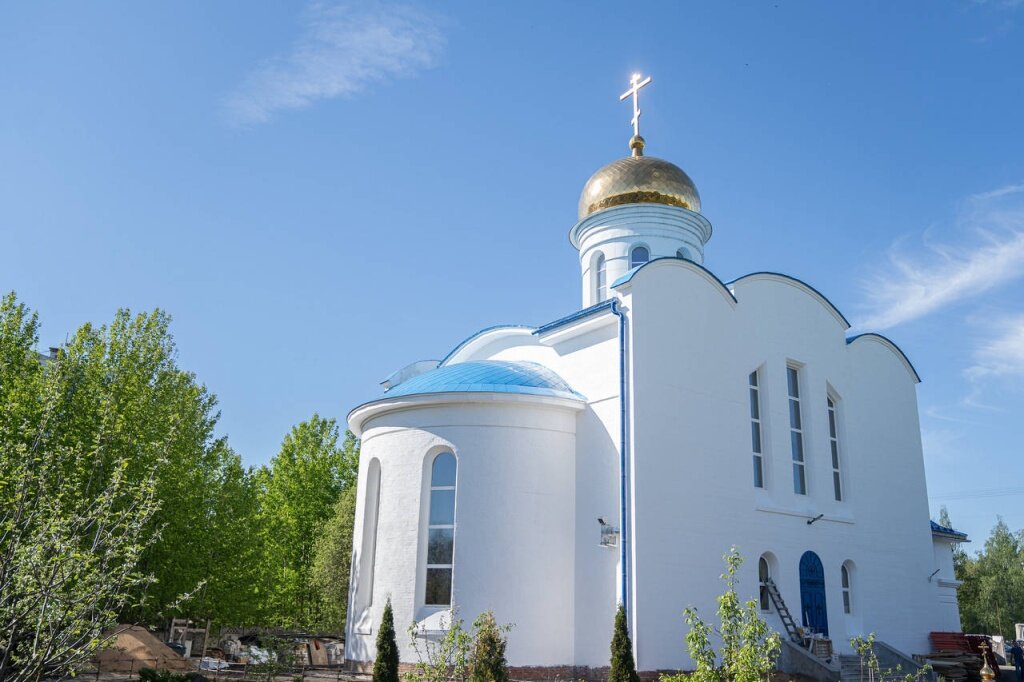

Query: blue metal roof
left=439, top=325, right=535, bottom=366
left=533, top=300, right=615, bottom=336
left=931, top=520, right=969, bottom=540
left=383, top=360, right=585, bottom=401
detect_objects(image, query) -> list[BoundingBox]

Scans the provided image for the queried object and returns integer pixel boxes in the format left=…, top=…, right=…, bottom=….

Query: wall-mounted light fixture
left=806, top=513, right=825, bottom=525
left=598, top=517, right=620, bottom=547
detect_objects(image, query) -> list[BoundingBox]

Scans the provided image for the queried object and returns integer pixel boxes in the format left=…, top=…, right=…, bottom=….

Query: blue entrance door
left=799, top=551, right=829, bottom=636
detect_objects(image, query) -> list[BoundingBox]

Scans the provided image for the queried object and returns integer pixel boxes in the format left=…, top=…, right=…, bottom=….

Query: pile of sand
left=97, top=625, right=193, bottom=672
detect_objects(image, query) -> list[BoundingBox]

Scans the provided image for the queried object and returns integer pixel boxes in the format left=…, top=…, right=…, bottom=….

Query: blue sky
left=2, top=2, right=1022, bottom=547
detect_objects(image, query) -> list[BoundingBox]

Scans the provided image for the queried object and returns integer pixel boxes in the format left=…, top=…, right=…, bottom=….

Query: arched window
left=677, top=247, right=692, bottom=261
left=758, top=556, right=772, bottom=611
left=594, top=253, right=607, bottom=303
left=841, top=563, right=852, bottom=614
left=426, top=452, right=457, bottom=606
left=630, top=245, right=650, bottom=269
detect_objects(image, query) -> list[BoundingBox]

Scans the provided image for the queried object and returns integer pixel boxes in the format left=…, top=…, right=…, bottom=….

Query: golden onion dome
left=578, top=135, right=701, bottom=220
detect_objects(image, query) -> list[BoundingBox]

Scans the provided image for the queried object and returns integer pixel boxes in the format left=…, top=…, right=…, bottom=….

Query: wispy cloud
left=965, top=314, right=1024, bottom=383
left=223, top=3, right=445, bottom=127
left=855, top=184, right=1024, bottom=331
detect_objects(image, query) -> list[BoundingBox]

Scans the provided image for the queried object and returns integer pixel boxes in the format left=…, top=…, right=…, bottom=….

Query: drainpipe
left=610, top=299, right=629, bottom=616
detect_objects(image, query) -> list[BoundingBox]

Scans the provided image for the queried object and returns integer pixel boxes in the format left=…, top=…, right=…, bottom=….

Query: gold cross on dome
left=620, top=73, right=652, bottom=137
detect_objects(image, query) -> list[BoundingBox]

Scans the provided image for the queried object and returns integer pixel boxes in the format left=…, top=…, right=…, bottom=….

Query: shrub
left=406, top=608, right=471, bottom=682
left=139, top=669, right=189, bottom=682
left=610, top=604, right=640, bottom=682
left=374, top=598, right=401, bottom=682
left=469, top=611, right=512, bottom=682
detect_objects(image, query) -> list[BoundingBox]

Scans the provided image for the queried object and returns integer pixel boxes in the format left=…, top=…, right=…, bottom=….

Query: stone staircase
left=837, top=644, right=933, bottom=682
left=838, top=654, right=864, bottom=682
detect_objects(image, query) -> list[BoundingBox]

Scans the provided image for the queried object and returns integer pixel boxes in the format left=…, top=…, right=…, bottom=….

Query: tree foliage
left=373, top=598, right=400, bottom=682
left=257, top=414, right=358, bottom=628
left=663, top=548, right=780, bottom=682
left=0, top=293, right=163, bottom=681
left=948, top=511, right=1024, bottom=638
left=311, top=483, right=358, bottom=633
left=610, top=604, right=639, bottom=682
left=0, top=291, right=365, bottom=679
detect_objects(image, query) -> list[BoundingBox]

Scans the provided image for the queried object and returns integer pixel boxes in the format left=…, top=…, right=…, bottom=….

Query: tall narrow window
left=828, top=395, right=843, bottom=501
left=426, top=452, right=457, bottom=606
left=749, top=371, right=764, bottom=488
left=630, top=245, right=650, bottom=269
left=758, top=556, right=771, bottom=611
left=677, top=247, right=692, bottom=261
left=595, top=253, right=607, bottom=303
left=787, top=366, right=807, bottom=495
left=841, top=563, right=852, bottom=614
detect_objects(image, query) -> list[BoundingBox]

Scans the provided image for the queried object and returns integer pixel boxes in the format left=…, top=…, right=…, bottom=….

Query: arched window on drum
left=426, top=452, right=457, bottom=606
left=630, top=245, right=650, bottom=269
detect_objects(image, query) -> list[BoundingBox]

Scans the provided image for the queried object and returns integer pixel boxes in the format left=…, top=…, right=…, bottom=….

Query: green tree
left=663, top=548, right=780, bottom=682
left=37, top=304, right=247, bottom=623
left=0, top=292, right=268, bottom=632
left=0, top=295, right=163, bottom=682
left=373, top=598, right=400, bottom=682
left=311, top=483, right=358, bottom=632
left=610, top=604, right=640, bottom=682
left=469, top=611, right=512, bottom=682
left=258, top=415, right=357, bottom=627
left=193, top=451, right=264, bottom=625
left=956, top=517, right=1024, bottom=637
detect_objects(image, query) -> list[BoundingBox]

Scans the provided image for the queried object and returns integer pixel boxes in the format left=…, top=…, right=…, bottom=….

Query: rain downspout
left=610, top=299, right=629, bottom=615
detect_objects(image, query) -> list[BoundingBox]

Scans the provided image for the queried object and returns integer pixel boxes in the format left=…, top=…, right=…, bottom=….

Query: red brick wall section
left=347, top=661, right=812, bottom=682
left=346, top=661, right=672, bottom=681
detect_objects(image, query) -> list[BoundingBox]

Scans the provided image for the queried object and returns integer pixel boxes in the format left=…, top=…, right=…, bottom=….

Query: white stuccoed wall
left=614, top=261, right=946, bottom=668
left=345, top=398, right=582, bottom=667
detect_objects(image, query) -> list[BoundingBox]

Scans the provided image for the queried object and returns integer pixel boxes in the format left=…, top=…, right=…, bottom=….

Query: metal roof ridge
left=533, top=300, right=615, bottom=336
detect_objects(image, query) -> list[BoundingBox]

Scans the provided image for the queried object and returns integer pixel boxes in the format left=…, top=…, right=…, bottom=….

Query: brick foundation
left=347, top=661, right=811, bottom=682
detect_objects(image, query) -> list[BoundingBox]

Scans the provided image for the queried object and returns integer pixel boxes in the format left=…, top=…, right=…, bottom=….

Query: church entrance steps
left=837, top=642, right=933, bottom=682
left=838, top=654, right=863, bottom=682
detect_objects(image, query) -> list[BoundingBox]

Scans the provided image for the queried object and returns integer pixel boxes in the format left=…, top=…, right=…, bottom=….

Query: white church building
left=344, top=75, right=966, bottom=677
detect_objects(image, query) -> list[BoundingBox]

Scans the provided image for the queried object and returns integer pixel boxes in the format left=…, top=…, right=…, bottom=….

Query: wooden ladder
left=764, top=577, right=802, bottom=643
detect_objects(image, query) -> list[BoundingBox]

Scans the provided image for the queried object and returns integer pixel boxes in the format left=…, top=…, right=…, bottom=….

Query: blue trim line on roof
left=610, top=257, right=738, bottom=302
left=728, top=272, right=851, bottom=329
left=846, top=333, right=922, bottom=383
left=533, top=300, right=615, bottom=336
left=439, top=324, right=534, bottom=366
left=931, top=520, right=969, bottom=540
left=383, top=360, right=585, bottom=401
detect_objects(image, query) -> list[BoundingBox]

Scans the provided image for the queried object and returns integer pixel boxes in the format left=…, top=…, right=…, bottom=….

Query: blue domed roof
left=383, top=360, right=584, bottom=401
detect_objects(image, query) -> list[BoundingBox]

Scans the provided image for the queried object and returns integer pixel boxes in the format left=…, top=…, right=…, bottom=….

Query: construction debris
left=97, top=626, right=192, bottom=673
